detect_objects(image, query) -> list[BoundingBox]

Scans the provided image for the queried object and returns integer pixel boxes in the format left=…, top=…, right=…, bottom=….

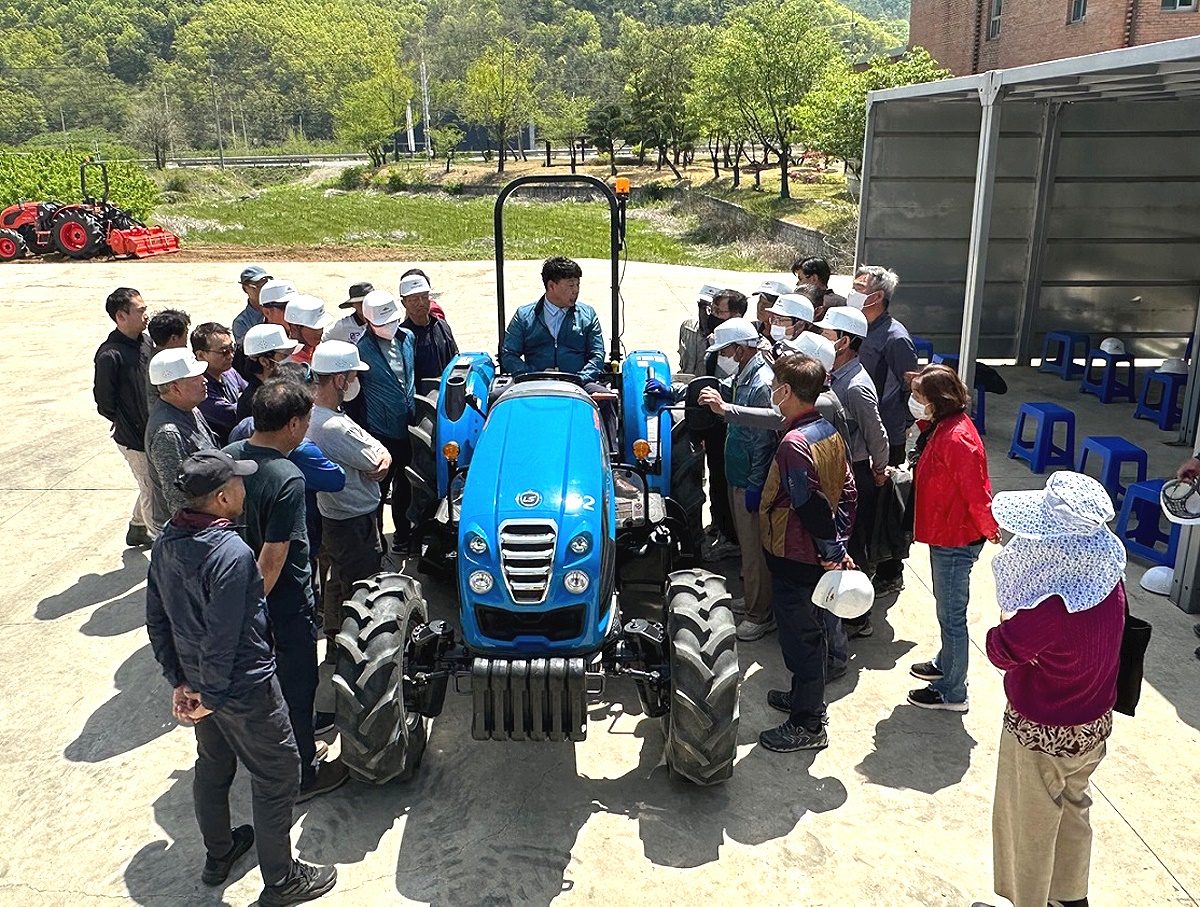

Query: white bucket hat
left=363, top=289, right=402, bottom=326
left=812, top=570, right=874, bottom=619
left=991, top=471, right=1115, bottom=540
left=1158, top=357, right=1188, bottom=375
left=707, top=317, right=759, bottom=353
left=285, top=294, right=334, bottom=330
left=814, top=306, right=868, bottom=338
left=783, top=331, right=836, bottom=371
left=149, top=348, right=207, bottom=386
left=243, top=323, right=302, bottom=357
left=310, top=340, right=370, bottom=375
left=1161, top=477, right=1200, bottom=525
left=766, top=293, right=815, bottom=324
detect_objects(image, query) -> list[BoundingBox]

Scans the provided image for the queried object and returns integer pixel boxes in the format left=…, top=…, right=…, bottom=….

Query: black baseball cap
left=175, top=450, right=258, bottom=498
left=341, top=282, right=374, bottom=309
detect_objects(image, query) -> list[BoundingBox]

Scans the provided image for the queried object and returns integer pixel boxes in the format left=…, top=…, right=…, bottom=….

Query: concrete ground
left=1, top=257, right=1198, bottom=907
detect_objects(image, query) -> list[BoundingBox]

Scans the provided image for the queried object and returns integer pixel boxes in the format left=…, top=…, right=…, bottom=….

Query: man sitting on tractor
left=501, top=256, right=617, bottom=445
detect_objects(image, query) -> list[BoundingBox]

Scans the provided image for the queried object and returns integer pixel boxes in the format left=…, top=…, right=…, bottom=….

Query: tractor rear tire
left=0, top=229, right=25, bottom=262
left=52, top=210, right=104, bottom=259
left=331, top=573, right=429, bottom=784
left=663, top=568, right=740, bottom=785
left=405, top=387, right=440, bottom=528
left=668, top=419, right=707, bottom=563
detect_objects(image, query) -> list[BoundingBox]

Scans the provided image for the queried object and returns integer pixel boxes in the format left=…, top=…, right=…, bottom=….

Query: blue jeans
left=929, top=542, right=984, bottom=704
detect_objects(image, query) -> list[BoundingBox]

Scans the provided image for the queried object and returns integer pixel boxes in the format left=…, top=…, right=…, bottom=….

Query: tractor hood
left=460, top=381, right=608, bottom=530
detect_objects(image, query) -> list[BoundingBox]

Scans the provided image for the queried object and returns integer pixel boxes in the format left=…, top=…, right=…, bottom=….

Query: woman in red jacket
left=985, top=471, right=1125, bottom=907
left=905, top=364, right=1001, bottom=711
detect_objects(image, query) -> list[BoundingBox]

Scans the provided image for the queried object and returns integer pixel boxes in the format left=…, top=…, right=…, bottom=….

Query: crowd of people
left=89, top=255, right=1131, bottom=907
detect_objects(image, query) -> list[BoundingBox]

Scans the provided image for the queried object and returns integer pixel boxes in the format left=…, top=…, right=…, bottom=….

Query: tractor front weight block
left=470, top=656, right=587, bottom=743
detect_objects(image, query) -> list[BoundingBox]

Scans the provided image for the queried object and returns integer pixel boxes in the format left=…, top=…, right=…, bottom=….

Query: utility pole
left=59, top=106, right=67, bottom=137
left=208, top=64, right=225, bottom=170
left=419, top=46, right=432, bottom=159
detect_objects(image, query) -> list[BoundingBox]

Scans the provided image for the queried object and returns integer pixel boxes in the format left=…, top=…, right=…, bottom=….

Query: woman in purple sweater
left=985, top=471, right=1126, bottom=907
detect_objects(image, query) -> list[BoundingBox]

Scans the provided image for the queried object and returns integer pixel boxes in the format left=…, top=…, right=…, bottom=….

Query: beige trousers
left=728, top=485, right=771, bottom=624
left=993, top=726, right=1105, bottom=907
left=116, top=443, right=157, bottom=536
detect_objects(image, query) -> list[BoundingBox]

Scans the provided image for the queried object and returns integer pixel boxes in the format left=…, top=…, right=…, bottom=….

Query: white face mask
left=908, top=395, right=931, bottom=421
left=716, top=354, right=737, bottom=377
left=343, top=376, right=361, bottom=402
left=846, top=290, right=869, bottom=310
left=371, top=320, right=399, bottom=341
left=769, top=324, right=788, bottom=341
left=770, top=385, right=786, bottom=416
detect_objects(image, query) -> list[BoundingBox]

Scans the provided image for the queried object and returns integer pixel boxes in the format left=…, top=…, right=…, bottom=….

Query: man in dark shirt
left=399, top=273, right=458, bottom=384
left=193, top=322, right=249, bottom=445
left=224, top=379, right=348, bottom=801
left=94, top=287, right=154, bottom=547
left=146, top=449, right=337, bottom=905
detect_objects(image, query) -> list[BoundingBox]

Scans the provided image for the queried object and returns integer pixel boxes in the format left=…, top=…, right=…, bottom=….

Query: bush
left=385, top=170, right=408, bottom=193
left=163, top=170, right=190, bottom=194
left=642, top=178, right=676, bottom=202
left=336, top=165, right=370, bottom=191
left=0, top=150, right=160, bottom=218
left=442, top=181, right=464, bottom=196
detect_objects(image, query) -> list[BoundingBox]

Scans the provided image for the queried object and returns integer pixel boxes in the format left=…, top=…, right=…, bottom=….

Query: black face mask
left=699, top=301, right=723, bottom=335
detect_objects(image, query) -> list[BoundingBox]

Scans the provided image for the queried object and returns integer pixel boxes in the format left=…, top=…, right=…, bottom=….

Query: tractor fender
left=435, top=352, right=495, bottom=497
left=620, top=350, right=675, bottom=495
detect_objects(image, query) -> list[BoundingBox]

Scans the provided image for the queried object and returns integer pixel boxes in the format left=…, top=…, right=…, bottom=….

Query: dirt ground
left=1, top=256, right=1197, bottom=907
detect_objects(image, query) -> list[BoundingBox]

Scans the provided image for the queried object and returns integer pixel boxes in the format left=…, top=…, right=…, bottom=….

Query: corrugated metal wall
left=860, top=97, right=1200, bottom=359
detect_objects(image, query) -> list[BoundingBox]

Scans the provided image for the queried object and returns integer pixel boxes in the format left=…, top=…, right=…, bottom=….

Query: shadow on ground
left=36, top=547, right=148, bottom=625
left=856, top=704, right=976, bottom=793
left=65, top=643, right=175, bottom=762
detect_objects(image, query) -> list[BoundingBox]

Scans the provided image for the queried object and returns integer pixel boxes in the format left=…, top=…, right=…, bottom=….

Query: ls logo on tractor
left=518, top=490, right=542, bottom=508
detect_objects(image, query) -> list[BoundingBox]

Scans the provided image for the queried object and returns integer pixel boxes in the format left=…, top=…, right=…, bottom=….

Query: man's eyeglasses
left=205, top=344, right=236, bottom=355
left=705, top=304, right=731, bottom=316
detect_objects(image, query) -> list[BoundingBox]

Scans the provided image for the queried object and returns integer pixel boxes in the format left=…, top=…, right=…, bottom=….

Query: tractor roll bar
left=494, top=174, right=627, bottom=367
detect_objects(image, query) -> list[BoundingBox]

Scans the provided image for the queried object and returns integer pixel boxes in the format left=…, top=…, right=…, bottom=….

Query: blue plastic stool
left=1039, top=331, right=1089, bottom=380
left=1079, top=349, right=1136, bottom=404
left=1115, top=479, right=1179, bottom=567
left=912, top=336, right=935, bottom=365
left=1134, top=370, right=1187, bottom=431
left=1076, top=436, right=1148, bottom=505
left=1008, top=402, right=1075, bottom=473
left=931, top=353, right=987, bottom=434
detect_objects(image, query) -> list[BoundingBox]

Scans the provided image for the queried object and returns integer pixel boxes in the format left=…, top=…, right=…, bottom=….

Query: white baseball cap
left=310, top=340, right=370, bottom=375
left=243, top=323, right=301, bottom=357
left=707, top=317, right=760, bottom=353
left=783, top=331, right=836, bottom=371
left=258, top=279, right=299, bottom=309
left=697, top=284, right=724, bottom=304
left=149, top=348, right=208, bottom=386
left=1159, top=357, right=1189, bottom=375
left=812, top=570, right=875, bottom=619
left=767, top=293, right=815, bottom=323
left=363, top=289, right=402, bottom=326
left=1099, top=337, right=1126, bottom=355
left=285, top=294, right=334, bottom=330
left=754, top=279, right=792, bottom=299
left=815, top=306, right=869, bottom=338
left=399, top=275, right=432, bottom=297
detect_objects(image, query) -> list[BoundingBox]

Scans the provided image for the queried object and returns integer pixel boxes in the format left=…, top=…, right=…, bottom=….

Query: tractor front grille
left=499, top=520, right=557, bottom=604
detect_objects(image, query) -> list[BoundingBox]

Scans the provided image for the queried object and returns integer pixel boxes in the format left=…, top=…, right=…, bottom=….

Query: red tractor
left=0, top=161, right=180, bottom=262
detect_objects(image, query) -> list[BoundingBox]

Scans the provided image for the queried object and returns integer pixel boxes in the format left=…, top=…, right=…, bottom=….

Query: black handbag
left=1114, top=594, right=1152, bottom=717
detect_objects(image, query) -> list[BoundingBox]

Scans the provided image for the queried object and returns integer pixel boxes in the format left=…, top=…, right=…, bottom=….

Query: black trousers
left=193, top=677, right=300, bottom=887
left=321, top=512, right=383, bottom=641
left=874, top=443, right=909, bottom=582
left=701, top=423, right=738, bottom=544
left=377, top=434, right=412, bottom=552
left=848, top=459, right=879, bottom=574
left=271, top=611, right=319, bottom=788
left=765, top=553, right=828, bottom=729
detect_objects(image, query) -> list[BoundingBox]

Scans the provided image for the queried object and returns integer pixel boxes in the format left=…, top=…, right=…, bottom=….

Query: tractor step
left=470, top=656, right=587, bottom=742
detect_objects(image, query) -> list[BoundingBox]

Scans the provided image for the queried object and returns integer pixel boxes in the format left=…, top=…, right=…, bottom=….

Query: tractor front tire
left=0, top=228, right=26, bottom=261
left=668, top=420, right=707, bottom=563
left=331, top=573, right=429, bottom=784
left=52, top=211, right=104, bottom=259
left=663, top=568, right=740, bottom=785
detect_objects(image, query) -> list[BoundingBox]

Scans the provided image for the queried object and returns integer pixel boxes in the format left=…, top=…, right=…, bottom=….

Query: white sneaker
left=736, top=617, right=776, bottom=641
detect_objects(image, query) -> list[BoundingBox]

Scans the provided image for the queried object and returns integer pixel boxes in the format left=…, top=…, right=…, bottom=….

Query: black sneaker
left=759, top=720, right=828, bottom=753
left=909, top=661, right=943, bottom=682
left=1193, top=623, right=1200, bottom=640
left=296, top=759, right=349, bottom=804
left=259, top=860, right=337, bottom=907
left=767, top=689, right=792, bottom=713
left=907, top=687, right=968, bottom=712
left=201, top=824, right=254, bottom=886
left=873, top=575, right=904, bottom=596
left=826, top=661, right=848, bottom=682
left=846, top=617, right=874, bottom=639
left=313, top=711, right=335, bottom=736
left=125, top=523, right=154, bottom=548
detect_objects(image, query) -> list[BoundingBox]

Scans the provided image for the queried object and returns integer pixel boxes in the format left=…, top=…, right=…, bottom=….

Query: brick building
left=910, top=0, right=1200, bottom=75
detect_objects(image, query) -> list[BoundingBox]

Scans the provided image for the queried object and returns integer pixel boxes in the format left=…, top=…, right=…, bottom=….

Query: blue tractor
left=331, top=175, right=740, bottom=786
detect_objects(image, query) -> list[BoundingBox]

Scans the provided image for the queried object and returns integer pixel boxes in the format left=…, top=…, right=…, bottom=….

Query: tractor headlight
left=568, top=533, right=591, bottom=555
left=469, top=570, right=494, bottom=594
left=467, top=534, right=488, bottom=555
left=564, top=570, right=590, bottom=594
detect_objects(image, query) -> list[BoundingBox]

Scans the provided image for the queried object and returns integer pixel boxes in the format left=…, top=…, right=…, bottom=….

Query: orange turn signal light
left=615, top=177, right=631, bottom=197
left=633, top=439, right=651, bottom=460
left=443, top=441, right=461, bottom=461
